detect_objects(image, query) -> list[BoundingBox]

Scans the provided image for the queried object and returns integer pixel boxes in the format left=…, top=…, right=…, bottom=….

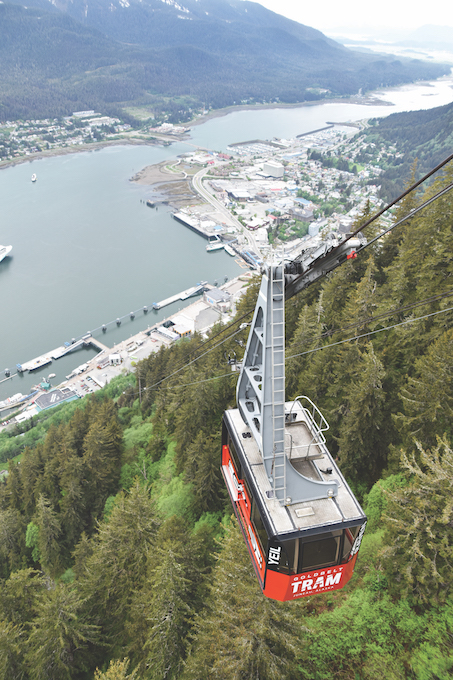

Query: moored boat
left=224, top=244, right=236, bottom=256
left=0, top=245, right=12, bottom=263
left=206, top=242, right=224, bottom=252
left=206, top=237, right=224, bottom=252
left=31, top=174, right=37, bottom=182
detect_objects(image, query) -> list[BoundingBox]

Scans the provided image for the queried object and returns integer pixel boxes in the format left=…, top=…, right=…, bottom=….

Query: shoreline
left=184, top=93, right=392, bottom=128
left=0, top=93, right=392, bottom=172
left=0, top=137, right=164, bottom=173
left=130, top=159, right=203, bottom=208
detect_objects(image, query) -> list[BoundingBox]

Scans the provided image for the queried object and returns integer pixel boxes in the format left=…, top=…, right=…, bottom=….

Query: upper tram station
left=221, top=243, right=367, bottom=601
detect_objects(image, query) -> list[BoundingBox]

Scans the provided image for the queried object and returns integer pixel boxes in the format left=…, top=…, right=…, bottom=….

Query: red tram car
left=221, top=262, right=367, bottom=602
left=221, top=400, right=366, bottom=601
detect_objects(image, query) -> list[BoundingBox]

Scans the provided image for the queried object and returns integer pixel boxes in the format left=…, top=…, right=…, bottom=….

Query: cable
left=134, top=156, right=453, bottom=397
left=139, top=283, right=453, bottom=396
left=343, top=151, right=453, bottom=244
left=147, top=326, right=246, bottom=390
left=126, top=301, right=453, bottom=398
left=359, top=181, right=453, bottom=252
left=138, top=299, right=257, bottom=391
left=286, top=304, right=453, bottom=361
left=288, top=289, right=453, bottom=349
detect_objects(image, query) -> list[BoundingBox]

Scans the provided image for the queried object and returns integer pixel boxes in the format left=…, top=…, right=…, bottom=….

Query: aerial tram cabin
left=221, top=258, right=367, bottom=601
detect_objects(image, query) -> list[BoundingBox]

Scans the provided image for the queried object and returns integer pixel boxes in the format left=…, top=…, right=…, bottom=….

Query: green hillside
left=358, top=101, right=453, bottom=201
left=1, top=163, right=453, bottom=678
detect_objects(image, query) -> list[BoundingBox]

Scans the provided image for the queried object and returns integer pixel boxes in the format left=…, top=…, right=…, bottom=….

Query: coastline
left=184, top=93, right=392, bottom=128
left=131, top=160, right=202, bottom=208
left=0, top=137, right=164, bottom=173
left=0, top=92, right=392, bottom=173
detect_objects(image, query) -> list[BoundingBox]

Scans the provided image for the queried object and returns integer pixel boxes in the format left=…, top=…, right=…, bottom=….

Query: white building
left=263, top=161, right=284, bottom=178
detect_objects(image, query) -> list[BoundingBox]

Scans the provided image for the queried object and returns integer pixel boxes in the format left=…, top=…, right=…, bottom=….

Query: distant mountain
left=0, top=0, right=450, bottom=121
left=400, top=24, right=453, bottom=50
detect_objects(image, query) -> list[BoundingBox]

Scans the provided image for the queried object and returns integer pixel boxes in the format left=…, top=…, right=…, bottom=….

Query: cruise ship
left=0, top=245, right=12, bottom=263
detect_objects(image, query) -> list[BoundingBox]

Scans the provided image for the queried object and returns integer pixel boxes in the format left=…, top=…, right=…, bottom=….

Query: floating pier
left=17, top=354, right=52, bottom=373
left=16, top=336, right=111, bottom=373
left=153, top=282, right=208, bottom=310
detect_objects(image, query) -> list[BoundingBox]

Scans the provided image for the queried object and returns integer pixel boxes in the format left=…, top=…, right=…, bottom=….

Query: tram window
left=251, top=501, right=268, bottom=556
left=300, top=531, right=341, bottom=571
left=228, top=436, right=242, bottom=479
left=342, top=526, right=361, bottom=560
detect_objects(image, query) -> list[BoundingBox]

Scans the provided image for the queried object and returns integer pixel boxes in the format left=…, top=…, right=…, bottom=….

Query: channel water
left=1, top=75, right=452, bottom=400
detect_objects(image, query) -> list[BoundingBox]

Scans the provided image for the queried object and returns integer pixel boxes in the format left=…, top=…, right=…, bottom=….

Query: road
left=191, top=167, right=260, bottom=254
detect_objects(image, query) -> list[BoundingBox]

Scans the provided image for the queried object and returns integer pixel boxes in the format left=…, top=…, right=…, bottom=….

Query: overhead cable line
left=358, top=180, right=453, bottom=253
left=343, top=151, right=453, bottom=244
left=139, top=155, right=453, bottom=395
left=129, top=302, right=453, bottom=397
left=288, top=289, right=453, bottom=349
left=147, top=325, right=246, bottom=390
left=286, top=304, right=453, bottom=361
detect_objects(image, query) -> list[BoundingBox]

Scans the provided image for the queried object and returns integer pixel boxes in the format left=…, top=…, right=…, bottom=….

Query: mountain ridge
left=0, top=0, right=449, bottom=120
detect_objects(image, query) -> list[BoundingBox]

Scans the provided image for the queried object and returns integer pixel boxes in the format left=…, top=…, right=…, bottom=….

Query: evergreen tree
left=34, top=494, right=62, bottom=578
left=127, top=516, right=194, bottom=679
left=286, top=293, right=324, bottom=398
left=0, top=620, right=26, bottom=680
left=77, top=481, right=159, bottom=656
left=0, top=508, right=27, bottom=578
left=182, top=520, right=300, bottom=680
left=184, top=432, right=225, bottom=515
left=94, top=658, right=137, bottom=679
left=82, top=400, right=124, bottom=525
left=0, top=568, right=43, bottom=628
left=4, top=459, right=23, bottom=513
left=336, top=343, right=386, bottom=489
left=25, top=583, right=100, bottom=680
left=381, top=437, right=453, bottom=606
left=59, top=453, right=87, bottom=554
left=396, top=328, right=453, bottom=456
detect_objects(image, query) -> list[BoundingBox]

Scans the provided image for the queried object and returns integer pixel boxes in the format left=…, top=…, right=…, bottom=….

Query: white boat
left=206, top=238, right=224, bottom=252
left=31, top=174, right=37, bottom=182
left=224, top=244, right=236, bottom=256
left=0, top=245, right=12, bottom=263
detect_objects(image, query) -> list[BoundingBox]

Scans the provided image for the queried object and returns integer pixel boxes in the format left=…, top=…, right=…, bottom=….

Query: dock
left=153, top=282, right=207, bottom=310
left=181, top=282, right=207, bottom=300
left=172, top=211, right=223, bottom=241
left=17, top=354, right=53, bottom=373
left=16, top=335, right=111, bottom=373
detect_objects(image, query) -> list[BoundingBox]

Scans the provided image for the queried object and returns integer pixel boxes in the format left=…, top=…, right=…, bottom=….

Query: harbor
left=10, top=282, right=212, bottom=377
left=16, top=335, right=110, bottom=373
left=2, top=79, right=450, bottom=404
left=0, top=273, right=254, bottom=425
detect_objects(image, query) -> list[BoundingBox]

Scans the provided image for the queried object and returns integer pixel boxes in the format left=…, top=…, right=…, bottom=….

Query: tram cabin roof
left=224, top=402, right=365, bottom=542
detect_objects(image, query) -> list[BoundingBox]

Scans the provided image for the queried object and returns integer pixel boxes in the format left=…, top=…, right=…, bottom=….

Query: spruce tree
left=182, top=520, right=300, bottom=680
left=336, top=343, right=386, bottom=489
left=76, top=481, right=159, bottom=655
left=381, top=437, right=453, bottom=606
left=127, top=516, right=194, bottom=679
left=25, top=583, right=100, bottom=680
left=396, top=328, right=453, bottom=456
left=34, top=494, right=62, bottom=578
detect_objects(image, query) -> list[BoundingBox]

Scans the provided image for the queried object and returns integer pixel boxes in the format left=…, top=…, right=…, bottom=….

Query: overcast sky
left=249, top=0, right=453, bottom=33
